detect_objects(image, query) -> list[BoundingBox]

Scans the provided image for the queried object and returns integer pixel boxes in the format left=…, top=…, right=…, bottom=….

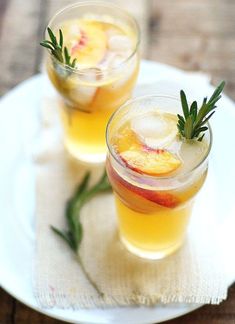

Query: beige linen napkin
left=34, top=75, right=232, bottom=309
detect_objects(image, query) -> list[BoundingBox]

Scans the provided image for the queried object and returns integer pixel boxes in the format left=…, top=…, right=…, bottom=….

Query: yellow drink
left=46, top=3, right=140, bottom=162
left=58, top=60, right=139, bottom=161
left=106, top=95, right=211, bottom=259
left=115, top=196, right=193, bottom=256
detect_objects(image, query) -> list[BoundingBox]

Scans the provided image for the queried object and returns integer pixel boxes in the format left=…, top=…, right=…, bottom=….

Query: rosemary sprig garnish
left=40, top=27, right=76, bottom=68
left=177, top=81, right=225, bottom=141
left=51, top=171, right=111, bottom=297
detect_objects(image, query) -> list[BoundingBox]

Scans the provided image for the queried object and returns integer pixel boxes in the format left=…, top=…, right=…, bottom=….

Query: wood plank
left=34, top=0, right=52, bottom=75
left=14, top=301, right=62, bottom=323
left=151, top=0, right=235, bottom=37
left=148, top=35, right=203, bottom=70
left=148, top=0, right=235, bottom=100
left=0, top=0, right=9, bottom=38
left=0, top=0, right=48, bottom=319
left=0, top=0, right=42, bottom=95
left=0, top=289, right=14, bottom=324
left=148, top=36, right=235, bottom=71
left=168, top=285, right=235, bottom=323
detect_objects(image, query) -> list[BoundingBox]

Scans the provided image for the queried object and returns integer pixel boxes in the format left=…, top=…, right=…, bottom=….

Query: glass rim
left=45, top=1, right=140, bottom=76
left=106, top=94, right=213, bottom=181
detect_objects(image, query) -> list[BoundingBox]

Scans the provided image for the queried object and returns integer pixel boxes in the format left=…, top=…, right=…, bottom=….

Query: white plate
left=0, top=60, right=234, bottom=324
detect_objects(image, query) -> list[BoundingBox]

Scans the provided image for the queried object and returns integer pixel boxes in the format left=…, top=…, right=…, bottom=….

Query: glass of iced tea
left=106, top=95, right=211, bottom=259
left=44, top=2, right=140, bottom=163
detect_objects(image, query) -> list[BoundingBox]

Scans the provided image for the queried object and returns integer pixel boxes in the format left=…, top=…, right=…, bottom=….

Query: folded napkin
left=34, top=67, right=233, bottom=309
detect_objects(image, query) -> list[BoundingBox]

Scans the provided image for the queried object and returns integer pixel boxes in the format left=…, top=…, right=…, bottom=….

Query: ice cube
left=69, top=68, right=98, bottom=107
left=131, top=114, right=168, bottom=139
left=70, top=85, right=97, bottom=106
left=131, top=114, right=177, bottom=148
left=105, top=27, right=122, bottom=38
left=99, top=52, right=117, bottom=69
left=180, top=140, right=208, bottom=171
left=110, top=54, right=126, bottom=68
left=69, top=24, right=81, bottom=36
left=79, top=68, right=99, bottom=83
left=108, top=35, right=133, bottom=53
left=107, top=54, right=137, bottom=89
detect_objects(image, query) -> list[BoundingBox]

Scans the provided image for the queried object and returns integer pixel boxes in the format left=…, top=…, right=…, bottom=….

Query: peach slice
left=107, top=160, right=179, bottom=208
left=70, top=21, right=107, bottom=67
left=120, top=146, right=181, bottom=176
left=114, top=126, right=141, bottom=153
left=60, top=20, right=107, bottom=67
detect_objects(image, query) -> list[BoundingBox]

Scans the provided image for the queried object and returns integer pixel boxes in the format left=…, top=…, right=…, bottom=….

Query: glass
left=45, top=1, right=140, bottom=163
left=106, top=95, right=211, bottom=260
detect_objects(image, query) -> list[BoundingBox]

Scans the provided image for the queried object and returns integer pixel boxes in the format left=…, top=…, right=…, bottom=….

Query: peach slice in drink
left=62, top=20, right=108, bottom=67
left=108, top=115, right=182, bottom=207
left=114, top=119, right=182, bottom=176
left=107, top=160, right=180, bottom=209
left=120, top=147, right=181, bottom=176
left=58, top=21, right=108, bottom=110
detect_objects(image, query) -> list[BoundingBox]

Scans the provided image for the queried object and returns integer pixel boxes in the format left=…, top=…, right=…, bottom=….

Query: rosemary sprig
left=177, top=81, right=225, bottom=141
left=51, top=171, right=111, bottom=297
left=40, top=27, right=76, bottom=68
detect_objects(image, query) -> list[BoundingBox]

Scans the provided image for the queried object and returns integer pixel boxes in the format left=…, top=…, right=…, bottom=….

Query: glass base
left=121, top=236, right=184, bottom=260
left=65, top=142, right=106, bottom=164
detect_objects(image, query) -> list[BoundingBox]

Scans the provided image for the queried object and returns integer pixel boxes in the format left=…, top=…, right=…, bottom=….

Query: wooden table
left=0, top=0, right=234, bottom=323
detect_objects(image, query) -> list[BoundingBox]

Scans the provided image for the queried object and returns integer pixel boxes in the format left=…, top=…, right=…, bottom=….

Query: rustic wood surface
left=0, top=0, right=234, bottom=323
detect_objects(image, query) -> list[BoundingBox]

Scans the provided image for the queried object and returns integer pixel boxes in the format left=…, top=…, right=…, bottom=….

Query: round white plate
left=0, top=60, right=234, bottom=324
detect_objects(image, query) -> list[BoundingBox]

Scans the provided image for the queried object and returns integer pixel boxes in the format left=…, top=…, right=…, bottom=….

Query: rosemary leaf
left=190, top=101, right=197, bottom=122
left=184, top=115, right=194, bottom=139
left=40, top=28, right=76, bottom=68
left=177, top=81, right=225, bottom=141
left=50, top=171, right=112, bottom=296
left=59, top=29, right=63, bottom=48
left=51, top=226, right=76, bottom=251
left=47, top=27, right=57, bottom=45
left=40, top=42, right=54, bottom=50
left=180, top=90, right=190, bottom=118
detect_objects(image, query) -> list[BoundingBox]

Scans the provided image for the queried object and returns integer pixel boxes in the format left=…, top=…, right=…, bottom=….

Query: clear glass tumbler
left=106, top=95, right=211, bottom=259
left=45, top=2, right=140, bottom=163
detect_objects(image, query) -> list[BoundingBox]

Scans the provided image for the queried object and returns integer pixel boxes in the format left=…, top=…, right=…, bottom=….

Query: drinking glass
left=45, top=2, right=140, bottom=162
left=106, top=95, right=211, bottom=259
